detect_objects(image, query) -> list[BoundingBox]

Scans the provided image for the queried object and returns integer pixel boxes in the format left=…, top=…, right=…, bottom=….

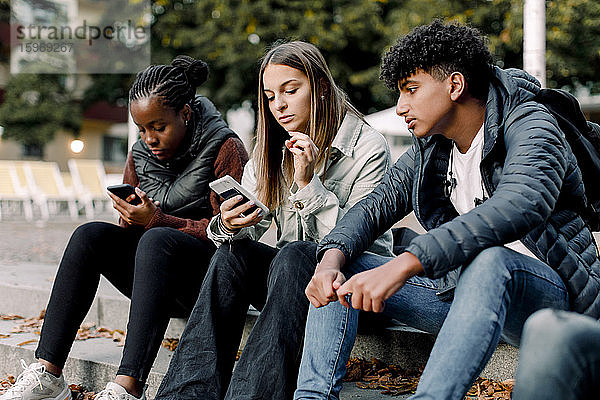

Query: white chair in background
left=0, top=161, right=33, bottom=221
left=23, top=161, right=78, bottom=220
left=68, top=158, right=110, bottom=219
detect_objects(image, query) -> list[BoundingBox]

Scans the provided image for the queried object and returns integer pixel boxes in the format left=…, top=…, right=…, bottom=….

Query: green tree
left=0, top=75, right=81, bottom=156
left=84, top=0, right=600, bottom=115
left=383, top=0, right=600, bottom=93
left=150, top=0, right=397, bottom=113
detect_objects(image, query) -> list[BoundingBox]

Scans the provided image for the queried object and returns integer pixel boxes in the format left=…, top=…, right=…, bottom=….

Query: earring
left=320, top=95, right=325, bottom=101
left=185, top=119, right=189, bottom=127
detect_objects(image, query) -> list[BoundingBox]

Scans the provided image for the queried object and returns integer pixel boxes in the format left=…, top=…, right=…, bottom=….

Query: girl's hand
left=285, top=131, right=319, bottom=190
left=108, top=187, right=158, bottom=227
left=219, top=195, right=264, bottom=232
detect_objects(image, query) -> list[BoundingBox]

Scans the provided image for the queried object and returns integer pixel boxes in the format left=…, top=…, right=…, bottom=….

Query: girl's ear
left=318, top=78, right=330, bottom=99
left=181, top=104, right=192, bottom=123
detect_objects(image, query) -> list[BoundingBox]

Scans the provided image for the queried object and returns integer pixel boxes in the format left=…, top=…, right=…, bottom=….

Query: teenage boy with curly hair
left=293, top=20, right=600, bottom=400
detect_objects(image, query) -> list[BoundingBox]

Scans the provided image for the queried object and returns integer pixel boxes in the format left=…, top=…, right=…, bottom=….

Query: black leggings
left=35, top=221, right=215, bottom=382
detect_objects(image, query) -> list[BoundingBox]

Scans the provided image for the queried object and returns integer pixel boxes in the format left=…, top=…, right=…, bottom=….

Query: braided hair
left=129, top=55, right=209, bottom=111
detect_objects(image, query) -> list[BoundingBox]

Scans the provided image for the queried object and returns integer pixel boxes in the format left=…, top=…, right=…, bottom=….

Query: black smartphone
left=107, top=184, right=142, bottom=205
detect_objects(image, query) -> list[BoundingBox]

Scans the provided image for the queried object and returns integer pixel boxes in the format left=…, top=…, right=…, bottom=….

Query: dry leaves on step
left=162, top=338, right=179, bottom=351
left=344, top=357, right=514, bottom=399
left=16, top=339, right=38, bottom=346
left=0, top=314, right=23, bottom=320
left=0, top=375, right=16, bottom=395
left=75, top=324, right=126, bottom=346
left=344, top=357, right=421, bottom=396
left=69, top=384, right=96, bottom=400
left=9, top=310, right=45, bottom=334
left=465, top=378, right=514, bottom=400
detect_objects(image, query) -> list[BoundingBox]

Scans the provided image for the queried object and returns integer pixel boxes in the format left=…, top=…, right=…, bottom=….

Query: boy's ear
left=449, top=72, right=467, bottom=101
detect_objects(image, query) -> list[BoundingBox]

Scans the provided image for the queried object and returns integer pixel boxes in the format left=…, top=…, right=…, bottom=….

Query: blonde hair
left=254, top=41, right=361, bottom=209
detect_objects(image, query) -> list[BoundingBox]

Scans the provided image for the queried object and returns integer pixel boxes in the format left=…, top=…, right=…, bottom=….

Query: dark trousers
left=155, top=239, right=318, bottom=400
left=35, top=221, right=215, bottom=382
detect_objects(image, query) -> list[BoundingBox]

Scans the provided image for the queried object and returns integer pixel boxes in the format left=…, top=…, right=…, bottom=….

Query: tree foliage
left=3, top=0, right=599, bottom=152
left=146, top=0, right=600, bottom=114
left=0, top=75, right=81, bottom=152
left=150, top=0, right=397, bottom=113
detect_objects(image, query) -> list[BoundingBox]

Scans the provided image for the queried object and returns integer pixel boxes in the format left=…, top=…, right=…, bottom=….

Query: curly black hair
left=381, top=20, right=493, bottom=101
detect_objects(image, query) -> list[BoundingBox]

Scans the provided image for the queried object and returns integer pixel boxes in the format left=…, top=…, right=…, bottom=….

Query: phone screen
left=221, top=188, right=258, bottom=214
left=107, top=184, right=142, bottom=205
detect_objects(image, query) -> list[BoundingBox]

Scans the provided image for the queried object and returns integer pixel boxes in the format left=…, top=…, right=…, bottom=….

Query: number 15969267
left=18, top=42, right=73, bottom=53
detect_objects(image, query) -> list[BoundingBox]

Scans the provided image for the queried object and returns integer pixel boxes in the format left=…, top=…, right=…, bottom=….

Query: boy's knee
left=276, top=241, right=317, bottom=262
left=524, top=308, right=558, bottom=335
left=471, top=246, right=509, bottom=266
left=268, top=242, right=317, bottom=290
left=525, top=309, right=600, bottom=349
left=464, top=246, right=514, bottom=277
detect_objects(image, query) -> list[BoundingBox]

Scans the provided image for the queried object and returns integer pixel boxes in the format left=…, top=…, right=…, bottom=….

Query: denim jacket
left=207, top=112, right=394, bottom=257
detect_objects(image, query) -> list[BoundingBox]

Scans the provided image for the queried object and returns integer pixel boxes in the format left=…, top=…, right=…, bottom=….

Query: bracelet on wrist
left=218, top=214, right=240, bottom=235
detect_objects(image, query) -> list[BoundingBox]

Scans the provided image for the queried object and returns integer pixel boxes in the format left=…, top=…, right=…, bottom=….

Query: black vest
left=132, top=95, right=236, bottom=220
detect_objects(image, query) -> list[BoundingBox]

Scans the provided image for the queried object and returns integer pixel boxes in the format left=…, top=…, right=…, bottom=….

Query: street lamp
left=70, top=139, right=84, bottom=153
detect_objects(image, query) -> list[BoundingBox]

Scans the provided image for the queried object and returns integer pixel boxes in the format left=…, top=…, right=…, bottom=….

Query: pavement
left=4, top=213, right=589, bottom=399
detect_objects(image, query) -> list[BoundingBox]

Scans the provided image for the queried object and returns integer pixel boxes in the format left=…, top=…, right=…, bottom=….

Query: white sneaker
left=0, top=360, right=71, bottom=400
left=94, top=383, right=146, bottom=400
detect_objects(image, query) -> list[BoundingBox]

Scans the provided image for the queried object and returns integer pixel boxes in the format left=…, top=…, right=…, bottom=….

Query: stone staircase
left=0, top=261, right=520, bottom=399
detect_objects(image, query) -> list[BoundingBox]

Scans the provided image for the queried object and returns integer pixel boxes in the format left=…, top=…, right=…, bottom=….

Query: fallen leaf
left=345, top=358, right=514, bottom=398
left=0, top=314, right=23, bottom=320
left=112, top=330, right=125, bottom=346
left=161, top=338, right=179, bottom=351
left=16, top=339, right=38, bottom=346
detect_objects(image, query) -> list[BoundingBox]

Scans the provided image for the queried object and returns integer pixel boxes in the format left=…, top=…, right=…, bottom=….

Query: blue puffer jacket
left=318, top=67, right=600, bottom=317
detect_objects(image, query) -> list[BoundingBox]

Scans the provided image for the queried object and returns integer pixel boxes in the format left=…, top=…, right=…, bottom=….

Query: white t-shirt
left=447, top=124, right=538, bottom=260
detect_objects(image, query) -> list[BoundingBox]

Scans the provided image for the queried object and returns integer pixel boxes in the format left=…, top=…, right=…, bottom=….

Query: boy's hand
left=305, top=248, right=346, bottom=308
left=336, top=252, right=423, bottom=313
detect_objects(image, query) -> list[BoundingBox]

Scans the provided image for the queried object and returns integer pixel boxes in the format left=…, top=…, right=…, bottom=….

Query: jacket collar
left=330, top=112, right=363, bottom=158
left=482, top=67, right=542, bottom=158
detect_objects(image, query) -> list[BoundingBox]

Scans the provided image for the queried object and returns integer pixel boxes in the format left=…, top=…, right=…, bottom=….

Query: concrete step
left=0, top=262, right=517, bottom=398
left=0, top=319, right=402, bottom=400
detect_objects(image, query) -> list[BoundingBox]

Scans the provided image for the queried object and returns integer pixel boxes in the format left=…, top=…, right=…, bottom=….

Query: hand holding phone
left=209, top=176, right=268, bottom=231
left=209, top=176, right=269, bottom=215
left=107, top=184, right=142, bottom=205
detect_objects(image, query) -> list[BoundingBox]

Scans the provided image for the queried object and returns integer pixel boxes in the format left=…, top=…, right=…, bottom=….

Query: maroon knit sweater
left=120, top=137, right=248, bottom=241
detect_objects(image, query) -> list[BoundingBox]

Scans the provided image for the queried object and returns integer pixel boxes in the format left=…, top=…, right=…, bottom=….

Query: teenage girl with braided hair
left=1, top=56, right=248, bottom=400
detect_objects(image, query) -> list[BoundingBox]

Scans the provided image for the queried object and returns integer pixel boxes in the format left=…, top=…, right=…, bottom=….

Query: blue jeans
left=294, top=246, right=570, bottom=400
left=512, top=309, right=600, bottom=400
